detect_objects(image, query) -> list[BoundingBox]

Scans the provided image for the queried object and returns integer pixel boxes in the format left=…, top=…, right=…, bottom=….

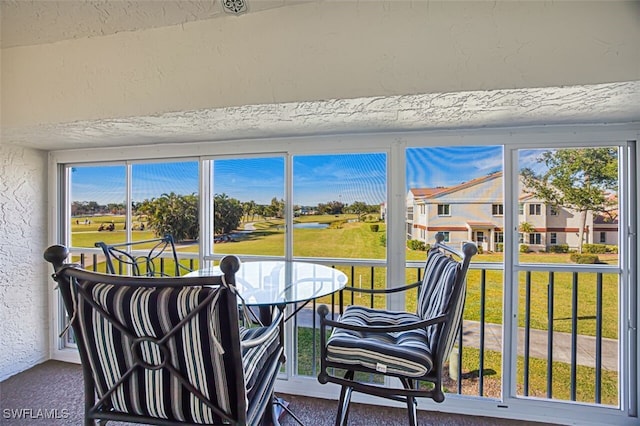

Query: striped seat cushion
left=77, top=283, right=238, bottom=424
left=326, top=305, right=433, bottom=378
left=242, top=328, right=282, bottom=426
left=240, top=323, right=282, bottom=403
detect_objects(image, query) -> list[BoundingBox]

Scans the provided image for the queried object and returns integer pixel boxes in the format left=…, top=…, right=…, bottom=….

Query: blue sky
left=71, top=146, right=508, bottom=206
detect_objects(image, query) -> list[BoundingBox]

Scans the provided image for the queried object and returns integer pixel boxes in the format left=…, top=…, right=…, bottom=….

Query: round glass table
left=186, top=260, right=348, bottom=321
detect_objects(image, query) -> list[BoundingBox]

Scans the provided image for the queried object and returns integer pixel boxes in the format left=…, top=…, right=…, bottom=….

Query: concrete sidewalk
left=293, top=307, right=618, bottom=371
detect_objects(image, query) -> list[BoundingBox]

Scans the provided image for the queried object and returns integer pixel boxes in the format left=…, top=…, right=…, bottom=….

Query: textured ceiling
left=0, top=0, right=307, bottom=48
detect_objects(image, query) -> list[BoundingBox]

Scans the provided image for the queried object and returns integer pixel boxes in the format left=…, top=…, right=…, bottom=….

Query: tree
left=521, top=148, right=617, bottom=252
left=347, top=201, right=368, bottom=221
left=137, top=192, right=199, bottom=241
left=214, top=193, right=243, bottom=234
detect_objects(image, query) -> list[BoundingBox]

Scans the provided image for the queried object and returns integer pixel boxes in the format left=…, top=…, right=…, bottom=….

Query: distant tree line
left=73, top=194, right=381, bottom=242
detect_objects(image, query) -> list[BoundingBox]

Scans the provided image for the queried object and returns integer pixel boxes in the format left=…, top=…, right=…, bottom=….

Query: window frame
left=437, top=203, right=451, bottom=216
left=48, top=127, right=638, bottom=425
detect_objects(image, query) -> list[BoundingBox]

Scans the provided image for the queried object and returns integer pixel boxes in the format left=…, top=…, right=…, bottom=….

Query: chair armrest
left=340, top=280, right=421, bottom=295
left=318, top=305, right=447, bottom=333
left=240, top=307, right=284, bottom=350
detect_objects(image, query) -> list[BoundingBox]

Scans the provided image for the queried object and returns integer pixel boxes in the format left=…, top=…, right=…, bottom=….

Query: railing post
left=547, top=271, right=554, bottom=399
left=570, top=272, right=578, bottom=401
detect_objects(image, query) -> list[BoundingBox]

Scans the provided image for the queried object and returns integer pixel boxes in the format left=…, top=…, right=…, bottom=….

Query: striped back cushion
left=416, top=249, right=463, bottom=355
left=76, top=282, right=240, bottom=424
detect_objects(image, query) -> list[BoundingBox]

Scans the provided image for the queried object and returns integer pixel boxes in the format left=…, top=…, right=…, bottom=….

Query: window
left=293, top=153, right=386, bottom=259
left=55, top=135, right=634, bottom=416
left=528, top=233, right=542, bottom=245
left=440, top=231, right=450, bottom=242
left=529, top=204, right=542, bottom=215
left=420, top=204, right=426, bottom=214
left=407, top=206, right=413, bottom=221
left=550, top=206, right=559, bottom=216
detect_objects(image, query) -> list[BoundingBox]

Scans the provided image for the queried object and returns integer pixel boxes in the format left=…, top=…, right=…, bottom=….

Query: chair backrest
left=416, top=234, right=477, bottom=368
left=95, top=234, right=191, bottom=277
left=44, top=246, right=249, bottom=425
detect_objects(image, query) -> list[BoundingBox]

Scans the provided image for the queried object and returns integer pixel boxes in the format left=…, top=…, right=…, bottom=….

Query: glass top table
left=186, top=260, right=348, bottom=307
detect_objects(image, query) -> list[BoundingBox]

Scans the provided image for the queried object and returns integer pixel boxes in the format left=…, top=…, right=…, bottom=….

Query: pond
left=293, top=222, right=329, bottom=229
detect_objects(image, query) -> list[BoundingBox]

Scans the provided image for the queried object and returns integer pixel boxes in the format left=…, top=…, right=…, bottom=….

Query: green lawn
left=71, top=215, right=620, bottom=339
left=295, top=327, right=618, bottom=406
left=72, top=215, right=620, bottom=405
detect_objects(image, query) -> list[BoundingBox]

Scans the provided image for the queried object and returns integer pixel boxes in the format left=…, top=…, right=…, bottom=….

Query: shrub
left=407, top=239, right=426, bottom=251
left=519, top=244, right=530, bottom=253
left=582, top=243, right=607, bottom=254
left=495, top=243, right=504, bottom=252
left=369, top=224, right=379, bottom=232
left=570, top=253, right=600, bottom=264
left=379, top=234, right=386, bottom=247
left=606, top=245, right=619, bottom=254
left=328, top=220, right=345, bottom=229
left=548, top=244, right=569, bottom=253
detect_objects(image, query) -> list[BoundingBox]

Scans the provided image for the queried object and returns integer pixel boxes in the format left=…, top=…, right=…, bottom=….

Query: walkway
left=293, top=307, right=618, bottom=371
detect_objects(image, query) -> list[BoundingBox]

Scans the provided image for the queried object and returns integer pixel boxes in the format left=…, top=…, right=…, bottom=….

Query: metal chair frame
left=317, top=234, right=477, bottom=425
left=95, top=234, right=191, bottom=276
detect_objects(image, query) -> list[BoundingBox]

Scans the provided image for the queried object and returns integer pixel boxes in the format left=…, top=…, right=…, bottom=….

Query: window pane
left=518, top=147, right=619, bottom=264
left=292, top=153, right=386, bottom=259
left=211, top=157, right=285, bottom=257
left=70, top=165, right=126, bottom=248
left=406, top=145, right=504, bottom=257
left=132, top=161, right=199, bottom=242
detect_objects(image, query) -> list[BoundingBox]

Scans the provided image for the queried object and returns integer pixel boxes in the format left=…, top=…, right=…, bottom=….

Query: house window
left=600, top=232, right=606, bottom=243
left=550, top=206, right=559, bottom=215
left=518, top=203, right=524, bottom=215
left=518, top=233, right=524, bottom=243
left=420, top=204, right=426, bottom=214
left=529, top=204, right=542, bottom=215
left=494, top=232, right=504, bottom=243
left=407, top=206, right=413, bottom=221
left=437, top=204, right=450, bottom=216
left=440, top=231, right=450, bottom=242
left=475, top=231, right=485, bottom=243
left=492, top=204, right=504, bottom=215
left=550, top=232, right=557, bottom=244
left=528, top=233, right=542, bottom=245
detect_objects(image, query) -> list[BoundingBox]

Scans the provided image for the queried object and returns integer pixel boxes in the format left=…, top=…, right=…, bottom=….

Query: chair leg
left=335, top=371, right=354, bottom=426
left=335, top=385, right=353, bottom=426
left=407, top=395, right=418, bottom=426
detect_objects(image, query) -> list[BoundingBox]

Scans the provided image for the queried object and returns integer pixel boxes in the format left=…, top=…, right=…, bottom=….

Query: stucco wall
left=0, top=145, right=48, bottom=381
left=3, top=1, right=639, bottom=129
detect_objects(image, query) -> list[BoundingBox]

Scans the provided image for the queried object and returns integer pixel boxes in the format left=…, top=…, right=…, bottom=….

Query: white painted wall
left=0, top=145, right=48, bottom=381
left=3, top=1, right=639, bottom=129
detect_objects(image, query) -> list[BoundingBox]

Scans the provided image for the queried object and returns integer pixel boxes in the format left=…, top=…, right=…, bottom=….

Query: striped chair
left=44, top=245, right=284, bottom=426
left=317, top=234, right=477, bottom=426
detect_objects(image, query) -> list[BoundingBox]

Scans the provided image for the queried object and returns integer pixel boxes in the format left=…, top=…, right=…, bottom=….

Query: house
left=1, top=2, right=638, bottom=425
left=406, top=172, right=618, bottom=252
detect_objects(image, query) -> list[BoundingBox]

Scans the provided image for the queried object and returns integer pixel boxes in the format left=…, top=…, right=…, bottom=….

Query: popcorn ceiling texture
left=0, top=145, right=49, bottom=381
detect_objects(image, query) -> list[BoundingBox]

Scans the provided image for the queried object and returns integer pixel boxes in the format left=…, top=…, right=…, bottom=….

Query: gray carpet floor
left=0, top=361, right=555, bottom=425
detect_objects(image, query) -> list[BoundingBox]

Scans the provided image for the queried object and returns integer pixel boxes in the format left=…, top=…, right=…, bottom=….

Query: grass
left=71, top=214, right=621, bottom=405
left=295, top=327, right=619, bottom=406
left=71, top=214, right=620, bottom=340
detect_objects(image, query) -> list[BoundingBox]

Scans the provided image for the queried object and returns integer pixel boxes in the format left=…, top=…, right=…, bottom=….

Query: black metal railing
left=63, top=248, right=620, bottom=407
